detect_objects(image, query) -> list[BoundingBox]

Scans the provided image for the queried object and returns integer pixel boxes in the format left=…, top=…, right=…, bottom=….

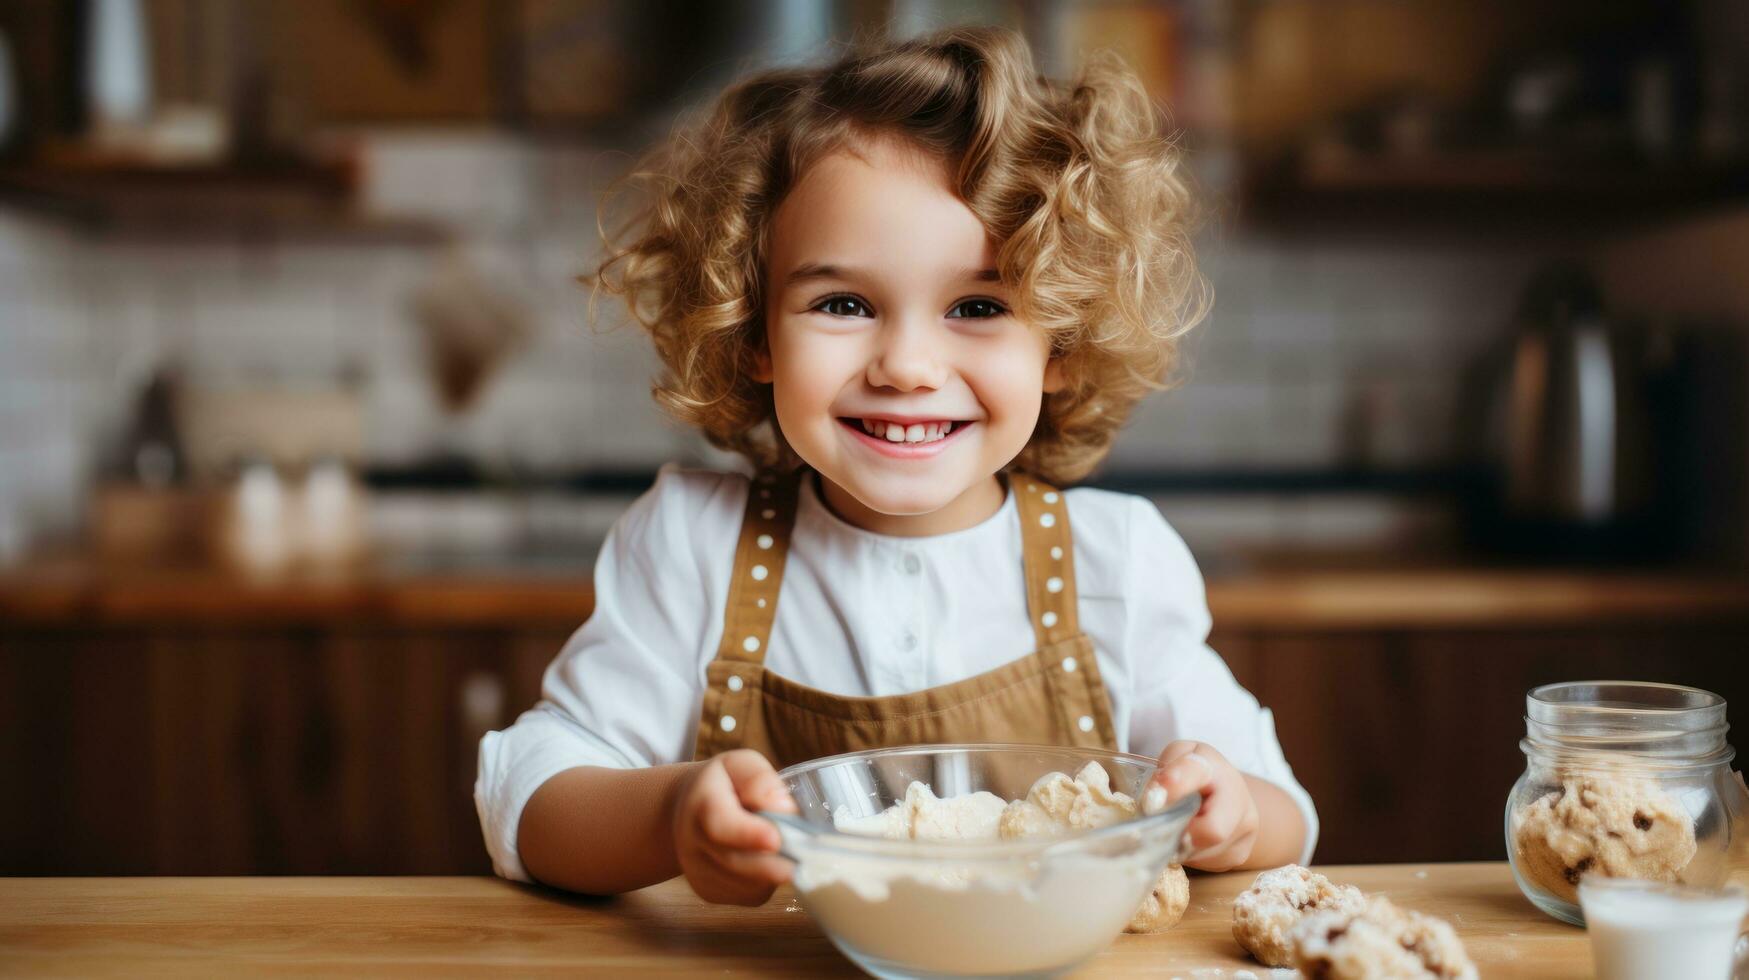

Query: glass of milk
left=1579, top=877, right=1747, bottom=980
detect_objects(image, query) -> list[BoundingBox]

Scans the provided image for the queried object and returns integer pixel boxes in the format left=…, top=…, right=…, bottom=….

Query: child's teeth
left=857, top=419, right=961, bottom=444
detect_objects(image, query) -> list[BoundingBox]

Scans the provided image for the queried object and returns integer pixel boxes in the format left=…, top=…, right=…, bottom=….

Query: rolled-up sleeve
left=1120, top=498, right=1320, bottom=866
left=474, top=466, right=729, bottom=882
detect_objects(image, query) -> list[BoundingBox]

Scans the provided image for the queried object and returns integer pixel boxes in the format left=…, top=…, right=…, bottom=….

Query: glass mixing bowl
left=761, top=743, right=1203, bottom=980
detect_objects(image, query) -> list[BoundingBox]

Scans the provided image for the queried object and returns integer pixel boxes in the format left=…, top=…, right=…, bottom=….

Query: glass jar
left=1506, top=681, right=1749, bottom=925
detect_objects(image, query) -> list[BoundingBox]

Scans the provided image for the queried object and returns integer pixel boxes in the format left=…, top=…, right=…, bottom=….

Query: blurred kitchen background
left=3, top=0, right=1748, bottom=876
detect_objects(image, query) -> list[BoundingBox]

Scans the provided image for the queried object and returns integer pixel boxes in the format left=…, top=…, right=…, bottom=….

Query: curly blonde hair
left=593, top=25, right=1210, bottom=484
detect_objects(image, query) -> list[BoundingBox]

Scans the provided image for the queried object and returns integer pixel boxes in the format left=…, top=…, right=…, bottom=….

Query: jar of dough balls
left=1506, top=681, right=1749, bottom=925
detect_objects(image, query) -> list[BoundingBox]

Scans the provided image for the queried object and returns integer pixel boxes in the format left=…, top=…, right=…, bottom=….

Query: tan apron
left=694, top=471, right=1119, bottom=770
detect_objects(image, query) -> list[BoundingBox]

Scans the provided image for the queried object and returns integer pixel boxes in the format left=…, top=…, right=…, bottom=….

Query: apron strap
left=714, top=470, right=801, bottom=668
left=694, top=469, right=802, bottom=760
left=1011, top=473, right=1080, bottom=650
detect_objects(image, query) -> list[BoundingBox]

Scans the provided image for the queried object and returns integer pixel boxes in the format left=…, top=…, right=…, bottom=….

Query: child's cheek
left=775, top=336, right=843, bottom=407
left=767, top=330, right=854, bottom=458
left=977, top=344, right=1050, bottom=425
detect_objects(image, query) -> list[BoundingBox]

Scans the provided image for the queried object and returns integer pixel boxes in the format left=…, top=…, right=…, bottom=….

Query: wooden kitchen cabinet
left=1212, top=625, right=1749, bottom=865
left=4, top=562, right=1748, bottom=874
left=0, top=625, right=567, bottom=876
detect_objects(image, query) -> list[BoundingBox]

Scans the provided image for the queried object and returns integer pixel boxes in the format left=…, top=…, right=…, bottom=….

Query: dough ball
left=1511, top=772, right=1696, bottom=904
left=1230, top=864, right=1367, bottom=967
left=1292, top=896, right=1476, bottom=980
left=1006, top=764, right=1136, bottom=834
left=996, top=798, right=1056, bottom=839
left=1125, top=863, right=1189, bottom=933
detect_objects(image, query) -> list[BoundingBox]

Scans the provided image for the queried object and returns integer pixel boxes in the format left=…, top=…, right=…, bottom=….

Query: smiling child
left=475, top=25, right=1315, bottom=906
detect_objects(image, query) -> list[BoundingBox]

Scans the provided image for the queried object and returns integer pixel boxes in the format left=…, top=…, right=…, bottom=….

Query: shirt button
left=900, top=630, right=918, bottom=652
left=902, top=553, right=921, bottom=575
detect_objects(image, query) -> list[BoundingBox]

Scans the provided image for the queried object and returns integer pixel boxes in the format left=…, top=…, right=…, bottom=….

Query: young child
left=476, top=26, right=1315, bottom=905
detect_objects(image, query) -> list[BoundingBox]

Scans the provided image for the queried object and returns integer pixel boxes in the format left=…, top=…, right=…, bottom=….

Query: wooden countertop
left=0, top=554, right=595, bottom=627
left=3, top=551, right=1747, bottom=629
left=1205, top=567, right=1749, bottom=629
left=0, top=863, right=1587, bottom=977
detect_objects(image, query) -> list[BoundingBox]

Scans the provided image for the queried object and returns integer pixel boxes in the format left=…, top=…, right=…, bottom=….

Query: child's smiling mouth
left=837, top=416, right=975, bottom=457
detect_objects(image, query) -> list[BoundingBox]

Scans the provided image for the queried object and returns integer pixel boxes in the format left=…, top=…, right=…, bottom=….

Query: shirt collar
left=794, top=470, right=1019, bottom=551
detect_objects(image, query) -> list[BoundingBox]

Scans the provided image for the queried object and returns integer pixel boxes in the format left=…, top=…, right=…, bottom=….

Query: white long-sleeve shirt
left=476, top=465, right=1318, bottom=881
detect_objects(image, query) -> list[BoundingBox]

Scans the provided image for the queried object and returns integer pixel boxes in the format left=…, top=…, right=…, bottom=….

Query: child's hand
left=671, top=749, right=799, bottom=906
left=1146, top=740, right=1259, bottom=872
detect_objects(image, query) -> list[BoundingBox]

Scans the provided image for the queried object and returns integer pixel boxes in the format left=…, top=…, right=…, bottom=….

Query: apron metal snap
left=720, top=715, right=737, bottom=732
left=1062, top=656, right=1077, bottom=673
left=727, top=675, right=744, bottom=692
left=1078, top=715, right=1094, bottom=732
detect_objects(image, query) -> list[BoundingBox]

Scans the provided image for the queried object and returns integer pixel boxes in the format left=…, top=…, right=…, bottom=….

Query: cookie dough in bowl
left=764, top=744, right=1202, bottom=978
left=830, top=759, right=1193, bottom=935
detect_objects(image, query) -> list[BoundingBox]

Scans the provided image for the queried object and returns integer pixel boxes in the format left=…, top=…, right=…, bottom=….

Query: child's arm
left=517, top=750, right=797, bottom=903
left=518, top=763, right=693, bottom=894
left=476, top=467, right=770, bottom=895
left=1113, top=494, right=1321, bottom=867
left=1239, top=774, right=1309, bottom=869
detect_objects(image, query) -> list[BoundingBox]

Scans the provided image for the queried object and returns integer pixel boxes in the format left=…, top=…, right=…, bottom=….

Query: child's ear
left=752, top=343, right=774, bottom=383
left=1043, top=358, right=1067, bottom=394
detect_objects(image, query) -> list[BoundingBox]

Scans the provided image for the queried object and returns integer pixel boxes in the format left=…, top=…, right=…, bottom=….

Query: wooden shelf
left=1238, top=149, right=1749, bottom=235
left=0, top=157, right=449, bottom=243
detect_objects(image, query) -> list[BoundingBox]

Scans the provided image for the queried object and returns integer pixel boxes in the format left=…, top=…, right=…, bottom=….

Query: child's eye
left=947, top=298, right=1007, bottom=319
left=813, top=296, right=872, bottom=318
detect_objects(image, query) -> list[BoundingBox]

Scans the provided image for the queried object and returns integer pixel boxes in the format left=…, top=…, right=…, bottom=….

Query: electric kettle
left=1471, top=261, right=1664, bottom=558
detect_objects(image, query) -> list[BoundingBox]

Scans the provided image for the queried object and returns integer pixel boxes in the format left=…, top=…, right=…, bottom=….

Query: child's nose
left=867, top=319, right=947, bottom=392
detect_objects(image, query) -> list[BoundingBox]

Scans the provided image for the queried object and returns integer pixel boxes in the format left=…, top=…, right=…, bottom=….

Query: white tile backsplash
left=0, top=134, right=1573, bottom=552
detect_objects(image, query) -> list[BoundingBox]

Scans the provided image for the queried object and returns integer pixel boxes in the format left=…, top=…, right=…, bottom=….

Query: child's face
left=760, top=137, right=1063, bottom=530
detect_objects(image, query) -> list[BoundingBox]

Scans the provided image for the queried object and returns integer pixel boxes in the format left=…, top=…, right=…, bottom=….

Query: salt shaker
left=298, top=456, right=365, bottom=569
left=222, top=457, right=293, bottom=575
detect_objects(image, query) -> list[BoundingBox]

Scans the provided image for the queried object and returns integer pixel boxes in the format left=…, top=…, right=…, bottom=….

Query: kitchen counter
left=3, top=551, right=1748, bottom=629
left=0, top=863, right=1589, bottom=977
